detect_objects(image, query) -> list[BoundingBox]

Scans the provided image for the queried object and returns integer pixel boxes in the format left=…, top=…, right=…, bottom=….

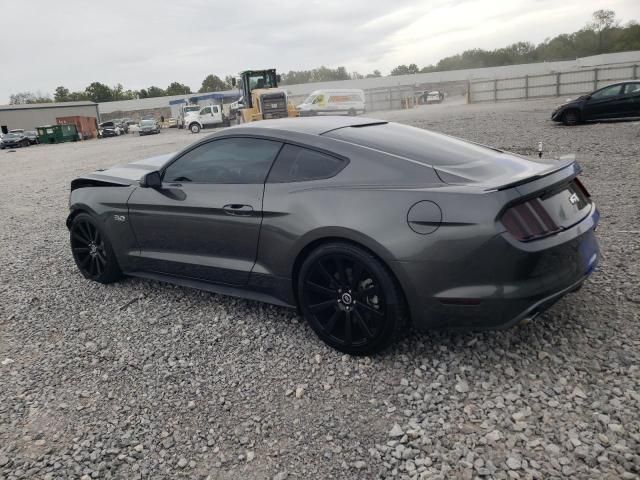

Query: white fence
left=469, top=64, right=640, bottom=102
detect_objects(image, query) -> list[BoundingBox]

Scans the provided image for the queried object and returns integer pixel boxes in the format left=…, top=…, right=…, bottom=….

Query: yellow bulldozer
left=230, top=69, right=298, bottom=123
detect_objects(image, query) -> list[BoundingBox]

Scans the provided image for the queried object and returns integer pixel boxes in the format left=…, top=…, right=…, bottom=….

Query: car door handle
left=223, top=204, right=254, bottom=216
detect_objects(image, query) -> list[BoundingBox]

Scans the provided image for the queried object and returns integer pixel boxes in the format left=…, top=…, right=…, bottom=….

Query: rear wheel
left=22, top=139, right=30, bottom=147
left=70, top=213, right=122, bottom=284
left=298, top=242, right=407, bottom=355
left=563, top=110, right=580, bottom=126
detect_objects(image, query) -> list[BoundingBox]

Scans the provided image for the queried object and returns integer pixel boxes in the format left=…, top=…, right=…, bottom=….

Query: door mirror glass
left=140, top=170, right=162, bottom=188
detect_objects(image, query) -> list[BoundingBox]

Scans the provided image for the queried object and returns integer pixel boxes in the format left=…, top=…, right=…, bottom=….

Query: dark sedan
left=552, top=80, right=640, bottom=125
left=139, top=119, right=160, bottom=135
left=67, top=117, right=599, bottom=354
left=0, top=132, right=31, bottom=149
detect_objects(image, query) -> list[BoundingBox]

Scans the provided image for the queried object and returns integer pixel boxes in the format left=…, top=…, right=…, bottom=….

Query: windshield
left=303, top=95, right=316, bottom=104
left=247, top=72, right=276, bottom=91
left=140, top=120, right=155, bottom=126
left=3, top=133, right=19, bottom=138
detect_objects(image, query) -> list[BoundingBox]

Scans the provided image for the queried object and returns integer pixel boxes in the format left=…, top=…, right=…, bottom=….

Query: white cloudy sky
left=1, top=0, right=638, bottom=103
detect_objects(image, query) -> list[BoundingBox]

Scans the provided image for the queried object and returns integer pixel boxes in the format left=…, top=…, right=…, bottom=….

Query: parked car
left=138, top=119, right=161, bottom=136
left=98, top=121, right=121, bottom=138
left=0, top=132, right=31, bottom=148
left=24, top=131, right=39, bottom=144
left=297, top=89, right=366, bottom=116
left=425, top=91, right=445, bottom=104
left=552, top=81, right=640, bottom=125
left=67, top=116, right=599, bottom=354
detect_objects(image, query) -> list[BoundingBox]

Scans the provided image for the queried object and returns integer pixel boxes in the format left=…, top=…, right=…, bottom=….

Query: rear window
left=324, top=122, right=514, bottom=181
left=268, top=144, right=346, bottom=183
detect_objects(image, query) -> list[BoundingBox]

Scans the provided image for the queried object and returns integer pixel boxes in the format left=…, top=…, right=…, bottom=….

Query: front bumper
left=397, top=206, right=600, bottom=330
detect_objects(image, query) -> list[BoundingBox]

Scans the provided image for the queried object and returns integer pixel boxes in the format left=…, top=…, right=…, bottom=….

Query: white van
left=297, top=89, right=365, bottom=116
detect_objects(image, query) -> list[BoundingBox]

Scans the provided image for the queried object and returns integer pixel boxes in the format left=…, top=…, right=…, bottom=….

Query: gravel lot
left=1, top=100, right=639, bottom=480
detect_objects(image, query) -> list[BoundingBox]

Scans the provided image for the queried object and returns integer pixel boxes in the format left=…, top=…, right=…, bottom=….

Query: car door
left=621, top=82, right=640, bottom=117
left=199, top=106, right=214, bottom=126
left=582, top=84, right=625, bottom=120
left=127, top=137, right=283, bottom=285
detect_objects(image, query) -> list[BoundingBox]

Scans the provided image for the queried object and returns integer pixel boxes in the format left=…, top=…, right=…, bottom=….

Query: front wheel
left=298, top=242, right=407, bottom=355
left=563, top=110, right=580, bottom=126
left=190, top=123, right=201, bottom=133
left=70, top=213, right=122, bottom=284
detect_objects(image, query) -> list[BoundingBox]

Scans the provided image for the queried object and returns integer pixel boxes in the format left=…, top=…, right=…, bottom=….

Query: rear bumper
left=398, top=206, right=600, bottom=330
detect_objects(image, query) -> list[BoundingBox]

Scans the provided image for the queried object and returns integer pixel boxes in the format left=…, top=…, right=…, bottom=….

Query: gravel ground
left=1, top=100, right=639, bottom=480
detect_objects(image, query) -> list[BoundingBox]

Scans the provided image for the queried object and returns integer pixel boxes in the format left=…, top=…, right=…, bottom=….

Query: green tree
left=166, top=82, right=192, bottom=95
left=54, top=86, right=70, bottom=102
left=84, top=82, right=113, bottom=102
left=366, top=70, right=382, bottom=78
left=147, top=86, right=166, bottom=97
left=390, top=64, right=419, bottom=76
left=589, top=9, right=618, bottom=52
left=199, top=75, right=230, bottom=93
left=9, top=92, right=52, bottom=104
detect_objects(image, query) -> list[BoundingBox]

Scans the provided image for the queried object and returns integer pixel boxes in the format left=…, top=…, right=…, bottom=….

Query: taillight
left=501, top=198, right=561, bottom=241
left=573, top=177, right=591, bottom=198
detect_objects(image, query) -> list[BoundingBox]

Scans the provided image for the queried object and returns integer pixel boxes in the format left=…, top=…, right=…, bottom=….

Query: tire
left=22, top=140, right=30, bottom=147
left=190, top=123, right=201, bottom=134
left=70, top=213, right=122, bottom=284
left=297, top=242, right=407, bottom=355
left=563, top=110, right=580, bottom=126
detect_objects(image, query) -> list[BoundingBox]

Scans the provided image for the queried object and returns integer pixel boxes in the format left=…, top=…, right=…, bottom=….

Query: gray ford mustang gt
left=67, top=117, right=599, bottom=354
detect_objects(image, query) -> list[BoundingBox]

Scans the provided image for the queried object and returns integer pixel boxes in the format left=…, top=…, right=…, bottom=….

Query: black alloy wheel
left=563, top=110, right=580, bottom=126
left=70, top=213, right=122, bottom=283
left=298, top=242, right=406, bottom=354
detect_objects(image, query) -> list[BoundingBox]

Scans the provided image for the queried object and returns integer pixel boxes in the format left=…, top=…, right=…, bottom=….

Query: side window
left=591, top=85, right=622, bottom=99
left=623, top=82, right=640, bottom=94
left=200, top=107, right=211, bottom=115
left=163, top=138, right=282, bottom=184
left=267, top=144, right=347, bottom=183
left=212, top=106, right=219, bottom=113
left=313, top=95, right=324, bottom=104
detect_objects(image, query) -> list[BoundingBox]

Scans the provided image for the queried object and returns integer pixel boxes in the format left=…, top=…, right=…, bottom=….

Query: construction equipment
left=231, top=69, right=298, bottom=123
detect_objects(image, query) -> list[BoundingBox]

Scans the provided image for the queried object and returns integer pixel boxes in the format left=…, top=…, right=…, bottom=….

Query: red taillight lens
left=502, top=198, right=560, bottom=241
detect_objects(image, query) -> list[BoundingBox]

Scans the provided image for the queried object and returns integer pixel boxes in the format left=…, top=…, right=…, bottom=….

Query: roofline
left=0, top=102, right=98, bottom=112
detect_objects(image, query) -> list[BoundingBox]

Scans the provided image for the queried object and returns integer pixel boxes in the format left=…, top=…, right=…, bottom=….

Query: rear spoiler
left=489, top=158, right=579, bottom=192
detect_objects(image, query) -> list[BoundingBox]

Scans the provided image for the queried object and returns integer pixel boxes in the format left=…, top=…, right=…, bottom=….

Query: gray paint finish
left=67, top=117, right=600, bottom=337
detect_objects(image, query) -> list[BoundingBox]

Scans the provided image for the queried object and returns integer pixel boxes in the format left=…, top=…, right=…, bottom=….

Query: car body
left=552, top=80, right=640, bottom=125
left=67, top=117, right=599, bottom=354
left=98, top=121, right=122, bottom=138
left=1, top=132, right=31, bottom=148
left=297, top=89, right=366, bottom=116
left=139, top=119, right=161, bottom=135
left=425, top=91, right=445, bottom=104
left=24, top=130, right=39, bottom=144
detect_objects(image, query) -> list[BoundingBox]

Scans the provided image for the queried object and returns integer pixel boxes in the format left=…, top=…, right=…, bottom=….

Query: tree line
left=390, top=10, right=639, bottom=75
left=8, top=9, right=638, bottom=104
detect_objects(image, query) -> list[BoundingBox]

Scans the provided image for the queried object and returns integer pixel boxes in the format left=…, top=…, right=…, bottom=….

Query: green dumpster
left=36, top=124, right=79, bottom=144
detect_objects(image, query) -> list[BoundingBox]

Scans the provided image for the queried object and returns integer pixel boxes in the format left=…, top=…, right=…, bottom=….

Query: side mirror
left=231, top=78, right=236, bottom=87
left=140, top=170, right=162, bottom=188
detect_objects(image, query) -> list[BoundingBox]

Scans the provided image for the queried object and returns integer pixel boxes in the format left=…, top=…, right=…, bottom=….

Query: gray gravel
left=1, top=100, right=639, bottom=479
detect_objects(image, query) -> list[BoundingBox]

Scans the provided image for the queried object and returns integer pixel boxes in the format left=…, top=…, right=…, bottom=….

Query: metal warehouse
left=0, top=101, right=99, bottom=134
